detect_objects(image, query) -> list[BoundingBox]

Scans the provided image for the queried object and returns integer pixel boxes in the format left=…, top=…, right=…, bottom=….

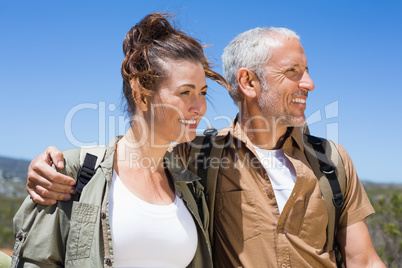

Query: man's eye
left=287, top=68, right=296, bottom=73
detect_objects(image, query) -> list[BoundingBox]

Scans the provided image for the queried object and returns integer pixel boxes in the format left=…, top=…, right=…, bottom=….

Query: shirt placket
left=276, top=148, right=302, bottom=268
left=276, top=190, right=300, bottom=268
left=276, top=231, right=290, bottom=268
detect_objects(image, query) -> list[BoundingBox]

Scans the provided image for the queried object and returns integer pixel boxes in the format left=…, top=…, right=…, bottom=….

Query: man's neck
left=239, top=112, right=290, bottom=150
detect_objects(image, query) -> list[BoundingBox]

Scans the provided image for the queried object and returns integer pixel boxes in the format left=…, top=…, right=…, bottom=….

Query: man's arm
left=337, top=219, right=385, bottom=267
left=27, top=146, right=76, bottom=205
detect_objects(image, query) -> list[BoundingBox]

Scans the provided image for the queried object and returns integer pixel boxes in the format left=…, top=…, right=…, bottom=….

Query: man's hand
left=27, top=146, right=77, bottom=205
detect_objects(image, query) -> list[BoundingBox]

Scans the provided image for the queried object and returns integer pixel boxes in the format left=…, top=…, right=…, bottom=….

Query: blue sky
left=1, top=0, right=401, bottom=183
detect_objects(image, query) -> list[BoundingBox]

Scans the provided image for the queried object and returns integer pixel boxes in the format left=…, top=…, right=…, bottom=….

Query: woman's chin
left=176, top=131, right=197, bottom=144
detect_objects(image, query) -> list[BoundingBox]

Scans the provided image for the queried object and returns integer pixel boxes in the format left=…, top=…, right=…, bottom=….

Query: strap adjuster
left=332, top=193, right=345, bottom=208
left=320, top=164, right=335, bottom=175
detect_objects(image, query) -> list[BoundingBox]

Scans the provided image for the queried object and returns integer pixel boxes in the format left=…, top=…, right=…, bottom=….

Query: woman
left=12, top=13, right=228, bottom=268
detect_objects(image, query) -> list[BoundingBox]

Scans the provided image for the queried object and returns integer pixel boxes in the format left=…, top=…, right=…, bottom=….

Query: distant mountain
left=362, top=180, right=402, bottom=190
left=0, top=156, right=31, bottom=197
left=0, top=156, right=30, bottom=181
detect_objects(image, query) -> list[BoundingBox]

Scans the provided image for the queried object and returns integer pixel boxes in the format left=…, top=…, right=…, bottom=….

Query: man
left=25, top=27, right=384, bottom=267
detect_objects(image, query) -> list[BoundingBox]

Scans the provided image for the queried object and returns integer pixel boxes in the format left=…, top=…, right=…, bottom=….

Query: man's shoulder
left=302, top=132, right=350, bottom=158
left=317, top=138, right=350, bottom=164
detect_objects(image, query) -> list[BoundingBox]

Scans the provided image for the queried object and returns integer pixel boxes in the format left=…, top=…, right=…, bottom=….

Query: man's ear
left=132, top=89, right=149, bottom=111
left=237, top=68, right=261, bottom=99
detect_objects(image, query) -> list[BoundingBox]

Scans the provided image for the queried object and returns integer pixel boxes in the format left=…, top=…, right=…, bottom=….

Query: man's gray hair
left=222, top=27, right=300, bottom=103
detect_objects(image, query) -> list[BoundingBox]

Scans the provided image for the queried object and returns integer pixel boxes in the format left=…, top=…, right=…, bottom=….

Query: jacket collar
left=164, top=151, right=201, bottom=184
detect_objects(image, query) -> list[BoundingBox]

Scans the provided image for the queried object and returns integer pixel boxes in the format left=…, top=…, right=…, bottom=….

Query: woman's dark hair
left=121, top=12, right=229, bottom=116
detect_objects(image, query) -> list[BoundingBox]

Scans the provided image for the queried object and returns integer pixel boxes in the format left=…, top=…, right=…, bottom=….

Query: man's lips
left=291, top=90, right=308, bottom=105
left=291, top=98, right=306, bottom=104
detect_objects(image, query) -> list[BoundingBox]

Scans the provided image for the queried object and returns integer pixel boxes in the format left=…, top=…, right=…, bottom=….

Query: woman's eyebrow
left=178, top=84, right=208, bottom=90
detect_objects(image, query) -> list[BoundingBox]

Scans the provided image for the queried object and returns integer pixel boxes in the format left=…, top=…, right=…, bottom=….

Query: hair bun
left=123, top=13, right=174, bottom=55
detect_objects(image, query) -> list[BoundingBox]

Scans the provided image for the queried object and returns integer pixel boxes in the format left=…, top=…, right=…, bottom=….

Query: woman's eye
left=180, top=91, right=190, bottom=95
left=200, top=91, right=207, bottom=96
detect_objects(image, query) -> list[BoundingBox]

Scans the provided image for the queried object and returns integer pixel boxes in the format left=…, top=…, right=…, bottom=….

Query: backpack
left=188, top=127, right=346, bottom=268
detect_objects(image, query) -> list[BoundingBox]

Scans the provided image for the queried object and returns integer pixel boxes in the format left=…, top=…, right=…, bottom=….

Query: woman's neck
left=116, top=128, right=169, bottom=173
left=113, top=127, right=175, bottom=206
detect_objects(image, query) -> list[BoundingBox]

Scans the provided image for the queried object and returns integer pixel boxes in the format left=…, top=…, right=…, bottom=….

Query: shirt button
left=105, top=258, right=112, bottom=266
left=100, top=212, right=106, bottom=219
left=281, top=264, right=287, bottom=268
left=266, top=189, right=274, bottom=198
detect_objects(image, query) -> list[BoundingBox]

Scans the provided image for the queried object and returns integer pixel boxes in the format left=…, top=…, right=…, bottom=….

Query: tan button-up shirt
left=173, top=116, right=374, bottom=267
left=210, top=118, right=374, bottom=267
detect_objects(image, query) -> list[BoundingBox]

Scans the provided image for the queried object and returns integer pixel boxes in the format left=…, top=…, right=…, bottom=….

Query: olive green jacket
left=12, top=137, right=212, bottom=268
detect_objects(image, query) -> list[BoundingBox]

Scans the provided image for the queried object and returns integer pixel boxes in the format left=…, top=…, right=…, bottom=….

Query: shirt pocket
left=215, top=190, right=261, bottom=241
left=66, top=202, right=99, bottom=261
left=298, top=197, right=328, bottom=249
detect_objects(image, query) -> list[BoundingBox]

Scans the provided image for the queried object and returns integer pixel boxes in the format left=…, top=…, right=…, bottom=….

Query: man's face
left=258, top=37, right=315, bottom=127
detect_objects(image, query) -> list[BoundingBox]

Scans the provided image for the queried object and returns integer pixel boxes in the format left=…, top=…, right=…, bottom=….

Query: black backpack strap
left=196, top=127, right=218, bottom=186
left=75, top=146, right=107, bottom=196
left=186, top=128, right=219, bottom=227
left=75, top=153, right=98, bottom=195
left=187, top=127, right=225, bottom=245
left=306, top=134, right=345, bottom=208
left=304, top=134, right=346, bottom=257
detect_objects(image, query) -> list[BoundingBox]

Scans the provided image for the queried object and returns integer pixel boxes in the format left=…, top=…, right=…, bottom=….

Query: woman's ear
left=237, top=68, right=261, bottom=99
left=132, top=89, right=149, bottom=111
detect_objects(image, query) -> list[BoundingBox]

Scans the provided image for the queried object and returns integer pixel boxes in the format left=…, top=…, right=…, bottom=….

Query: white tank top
left=109, top=170, right=198, bottom=268
left=253, top=147, right=297, bottom=214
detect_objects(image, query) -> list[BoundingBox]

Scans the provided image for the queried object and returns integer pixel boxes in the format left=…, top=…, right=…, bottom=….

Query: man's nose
left=299, top=72, right=315, bottom=91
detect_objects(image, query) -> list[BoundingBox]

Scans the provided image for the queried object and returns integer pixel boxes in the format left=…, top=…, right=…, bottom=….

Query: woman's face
left=146, top=60, right=207, bottom=146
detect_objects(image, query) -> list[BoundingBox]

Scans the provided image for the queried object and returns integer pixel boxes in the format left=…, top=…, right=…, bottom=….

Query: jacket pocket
left=66, top=202, right=99, bottom=261
left=215, top=190, right=261, bottom=241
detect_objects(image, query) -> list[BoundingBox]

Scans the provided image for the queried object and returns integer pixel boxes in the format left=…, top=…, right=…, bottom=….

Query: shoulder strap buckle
left=76, top=146, right=107, bottom=195
left=76, top=153, right=98, bottom=194
left=333, top=192, right=345, bottom=208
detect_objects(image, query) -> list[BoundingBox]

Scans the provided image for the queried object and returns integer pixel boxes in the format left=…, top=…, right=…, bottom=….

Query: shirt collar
left=223, top=113, right=307, bottom=152
left=286, top=125, right=307, bottom=152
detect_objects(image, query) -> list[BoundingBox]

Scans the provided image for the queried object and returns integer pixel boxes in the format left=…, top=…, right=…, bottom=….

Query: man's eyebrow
left=283, top=63, right=300, bottom=69
left=285, top=64, right=309, bottom=71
